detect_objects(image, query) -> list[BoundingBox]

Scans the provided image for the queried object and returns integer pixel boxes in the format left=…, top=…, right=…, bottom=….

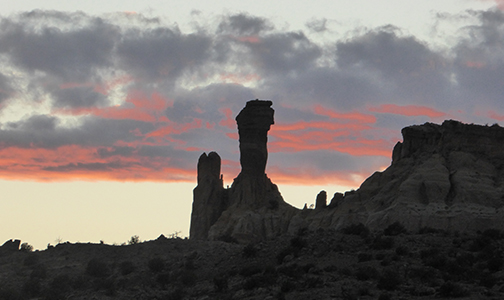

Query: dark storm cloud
left=243, top=31, right=322, bottom=76
left=51, top=86, right=108, bottom=108
left=0, top=115, right=154, bottom=149
left=217, top=13, right=273, bottom=35
left=116, top=27, right=213, bottom=81
left=0, top=14, right=117, bottom=81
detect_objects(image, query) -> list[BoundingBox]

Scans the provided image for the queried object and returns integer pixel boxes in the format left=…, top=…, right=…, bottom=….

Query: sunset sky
left=1, top=0, right=504, bottom=249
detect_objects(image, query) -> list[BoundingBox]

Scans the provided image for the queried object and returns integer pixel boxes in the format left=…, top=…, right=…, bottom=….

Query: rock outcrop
left=192, top=108, right=504, bottom=240
left=191, top=100, right=297, bottom=242
left=190, top=152, right=227, bottom=240
left=300, top=120, right=504, bottom=233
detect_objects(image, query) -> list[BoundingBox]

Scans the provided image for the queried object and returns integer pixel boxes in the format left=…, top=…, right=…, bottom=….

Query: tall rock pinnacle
left=235, top=100, right=274, bottom=177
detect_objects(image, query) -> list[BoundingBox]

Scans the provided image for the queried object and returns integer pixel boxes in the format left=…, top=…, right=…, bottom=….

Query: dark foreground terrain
left=2, top=224, right=504, bottom=300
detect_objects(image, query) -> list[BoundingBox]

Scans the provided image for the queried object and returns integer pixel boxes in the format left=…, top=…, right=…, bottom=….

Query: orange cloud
left=314, top=105, right=376, bottom=123
left=0, top=145, right=196, bottom=182
left=369, top=104, right=446, bottom=118
left=54, top=90, right=172, bottom=123
left=488, top=111, right=504, bottom=121
left=146, top=118, right=203, bottom=139
left=219, top=108, right=235, bottom=129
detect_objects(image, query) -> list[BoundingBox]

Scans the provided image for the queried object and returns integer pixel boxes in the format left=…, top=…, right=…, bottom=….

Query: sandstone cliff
left=300, top=120, right=504, bottom=233
left=191, top=105, right=504, bottom=241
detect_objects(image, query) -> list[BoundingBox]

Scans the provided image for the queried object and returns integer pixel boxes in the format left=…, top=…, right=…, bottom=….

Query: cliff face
left=191, top=107, right=504, bottom=241
left=304, top=120, right=504, bottom=233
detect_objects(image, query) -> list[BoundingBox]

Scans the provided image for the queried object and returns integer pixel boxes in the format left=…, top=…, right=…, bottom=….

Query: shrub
left=22, top=278, right=41, bottom=297
left=377, top=269, right=402, bottom=291
left=213, top=274, right=229, bottom=292
left=357, top=252, right=373, bottom=262
left=383, top=221, right=407, bottom=236
left=179, top=270, right=197, bottom=287
left=341, top=223, right=370, bottom=237
left=395, top=245, right=409, bottom=256
left=23, top=254, right=39, bottom=266
left=86, top=258, right=109, bottom=277
left=355, top=266, right=379, bottom=281
left=242, top=243, right=258, bottom=258
left=30, top=264, right=47, bottom=279
left=487, top=257, right=503, bottom=273
left=418, top=226, right=441, bottom=234
left=128, top=235, right=140, bottom=245
left=479, top=273, right=497, bottom=288
left=280, top=280, right=296, bottom=293
left=217, top=234, right=238, bottom=243
left=290, top=236, right=307, bottom=249
left=20, top=242, right=33, bottom=252
left=240, top=264, right=262, bottom=277
left=438, top=281, right=469, bottom=298
left=156, top=272, right=171, bottom=288
left=371, top=236, right=395, bottom=250
left=482, top=229, right=502, bottom=239
left=119, top=261, right=136, bottom=275
left=148, top=257, right=165, bottom=273
left=378, top=293, right=392, bottom=300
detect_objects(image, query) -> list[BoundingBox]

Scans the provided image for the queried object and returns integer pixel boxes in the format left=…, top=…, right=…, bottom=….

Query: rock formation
left=190, top=152, right=227, bottom=240
left=192, top=108, right=504, bottom=240
left=301, top=120, right=504, bottom=233
left=191, top=100, right=297, bottom=242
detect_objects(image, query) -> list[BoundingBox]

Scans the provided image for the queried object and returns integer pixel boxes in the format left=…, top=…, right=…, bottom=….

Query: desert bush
left=44, top=274, right=72, bottom=300
left=290, top=236, right=307, bottom=249
left=358, top=252, right=373, bottom=262
left=148, top=257, right=165, bottom=273
left=378, top=293, right=392, bottom=300
left=280, top=280, right=296, bottom=293
left=179, top=270, right=197, bottom=287
left=30, top=264, right=47, bottom=279
left=479, top=273, right=497, bottom=288
left=166, top=287, right=185, bottom=300
left=487, top=256, right=503, bottom=272
left=243, top=276, right=260, bottom=290
left=213, top=274, right=229, bottom=292
left=86, top=258, right=109, bottom=278
left=276, top=247, right=295, bottom=264
left=0, top=287, right=22, bottom=300
left=482, top=229, right=503, bottom=239
left=341, top=223, right=370, bottom=237
left=418, top=226, right=442, bottom=234
left=128, top=235, right=140, bottom=245
left=371, top=236, right=395, bottom=250
left=23, top=254, right=39, bottom=267
left=240, top=264, right=262, bottom=277
left=395, top=245, right=409, bottom=256
left=217, top=234, right=238, bottom=243
left=20, top=242, right=33, bottom=252
left=303, top=276, right=323, bottom=288
left=94, top=277, right=116, bottom=296
left=438, top=281, right=469, bottom=298
left=377, top=269, right=402, bottom=291
left=278, top=263, right=304, bottom=279
left=383, top=221, right=407, bottom=236
left=119, top=261, right=136, bottom=275
left=22, top=278, right=41, bottom=297
left=156, top=272, right=171, bottom=288
left=242, top=243, right=258, bottom=258
left=355, top=266, right=379, bottom=281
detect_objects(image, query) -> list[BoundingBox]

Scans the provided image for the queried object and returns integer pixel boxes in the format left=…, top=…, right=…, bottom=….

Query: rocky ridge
left=191, top=101, right=504, bottom=241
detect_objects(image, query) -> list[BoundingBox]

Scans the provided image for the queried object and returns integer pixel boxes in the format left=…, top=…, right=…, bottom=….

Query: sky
left=1, top=0, right=503, bottom=249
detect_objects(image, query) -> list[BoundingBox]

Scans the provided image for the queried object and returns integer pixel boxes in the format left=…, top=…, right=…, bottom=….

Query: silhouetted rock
left=190, top=152, right=227, bottom=240
left=0, top=239, right=20, bottom=254
left=305, top=120, right=504, bottom=233
left=315, top=191, right=327, bottom=209
left=191, top=100, right=297, bottom=242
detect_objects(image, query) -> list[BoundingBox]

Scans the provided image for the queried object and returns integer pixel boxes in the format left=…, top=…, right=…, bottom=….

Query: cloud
left=368, top=104, right=447, bottom=118
left=0, top=9, right=502, bottom=187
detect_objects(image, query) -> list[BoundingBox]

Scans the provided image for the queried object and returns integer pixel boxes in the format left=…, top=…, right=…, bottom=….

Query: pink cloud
left=314, top=105, right=377, bottom=123
left=368, top=104, right=446, bottom=118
